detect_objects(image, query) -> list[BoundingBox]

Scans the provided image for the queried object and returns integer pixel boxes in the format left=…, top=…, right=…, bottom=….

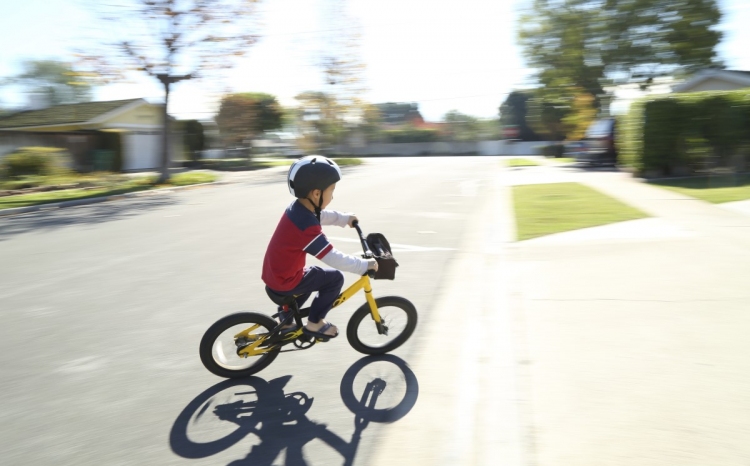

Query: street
left=0, top=157, right=503, bottom=465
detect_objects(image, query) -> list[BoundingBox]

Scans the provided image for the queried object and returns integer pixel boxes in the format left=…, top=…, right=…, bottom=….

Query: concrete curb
left=0, top=181, right=230, bottom=219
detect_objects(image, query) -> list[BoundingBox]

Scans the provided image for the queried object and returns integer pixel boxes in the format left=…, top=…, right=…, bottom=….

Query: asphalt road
left=0, top=157, right=502, bottom=465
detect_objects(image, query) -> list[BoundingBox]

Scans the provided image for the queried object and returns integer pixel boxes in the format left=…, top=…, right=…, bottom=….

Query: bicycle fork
left=364, top=281, right=388, bottom=336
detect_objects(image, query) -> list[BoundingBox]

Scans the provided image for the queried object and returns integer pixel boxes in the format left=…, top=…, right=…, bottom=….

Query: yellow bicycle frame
left=237, top=274, right=381, bottom=357
left=331, top=274, right=381, bottom=322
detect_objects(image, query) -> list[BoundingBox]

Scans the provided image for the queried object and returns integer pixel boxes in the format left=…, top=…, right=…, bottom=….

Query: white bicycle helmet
left=287, top=155, right=342, bottom=219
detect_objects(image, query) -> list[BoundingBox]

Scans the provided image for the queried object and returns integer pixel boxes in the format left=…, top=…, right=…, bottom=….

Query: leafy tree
left=1, top=60, right=95, bottom=106
left=526, top=87, right=598, bottom=141
left=215, top=93, right=283, bottom=149
left=527, top=97, right=570, bottom=141
left=499, top=91, right=542, bottom=141
left=476, top=118, right=503, bottom=141
left=80, top=0, right=261, bottom=183
left=442, top=110, right=481, bottom=141
left=561, top=91, right=598, bottom=140
left=518, top=0, right=723, bottom=102
left=294, top=91, right=344, bottom=153
left=359, top=103, right=384, bottom=143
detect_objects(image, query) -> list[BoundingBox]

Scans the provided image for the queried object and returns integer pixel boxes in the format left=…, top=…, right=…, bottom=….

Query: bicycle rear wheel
left=346, top=296, right=417, bottom=355
left=199, top=312, right=280, bottom=378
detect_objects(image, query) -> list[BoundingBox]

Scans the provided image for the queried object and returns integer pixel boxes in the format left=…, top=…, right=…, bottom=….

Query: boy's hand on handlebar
left=367, top=258, right=379, bottom=272
left=347, top=215, right=359, bottom=228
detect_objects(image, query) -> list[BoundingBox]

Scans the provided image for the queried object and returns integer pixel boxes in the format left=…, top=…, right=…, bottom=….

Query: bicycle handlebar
left=352, top=221, right=376, bottom=277
left=351, top=220, right=372, bottom=256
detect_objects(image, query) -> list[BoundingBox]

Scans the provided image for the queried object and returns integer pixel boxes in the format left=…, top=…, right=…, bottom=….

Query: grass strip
left=550, top=157, right=576, bottom=164
left=0, top=172, right=218, bottom=210
left=507, top=158, right=540, bottom=167
left=513, top=182, right=648, bottom=241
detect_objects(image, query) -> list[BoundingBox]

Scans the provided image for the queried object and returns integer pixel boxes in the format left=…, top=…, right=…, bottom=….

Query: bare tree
left=80, top=0, right=261, bottom=183
left=316, top=0, right=367, bottom=152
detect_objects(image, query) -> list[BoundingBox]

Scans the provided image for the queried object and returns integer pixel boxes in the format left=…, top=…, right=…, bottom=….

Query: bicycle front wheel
left=199, top=312, right=280, bottom=378
left=347, top=296, right=417, bottom=355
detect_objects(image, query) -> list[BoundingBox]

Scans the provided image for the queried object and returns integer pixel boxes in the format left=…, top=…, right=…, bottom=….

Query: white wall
left=333, top=140, right=554, bottom=157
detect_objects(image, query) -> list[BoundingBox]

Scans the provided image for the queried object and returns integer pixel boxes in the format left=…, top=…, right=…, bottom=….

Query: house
left=0, top=98, right=181, bottom=171
left=374, top=102, right=425, bottom=128
left=672, top=69, right=750, bottom=93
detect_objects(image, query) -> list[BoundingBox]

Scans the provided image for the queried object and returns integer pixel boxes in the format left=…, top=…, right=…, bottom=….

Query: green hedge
left=383, top=128, right=441, bottom=143
left=537, top=143, right=565, bottom=158
left=621, top=90, right=750, bottom=177
left=1, top=147, right=71, bottom=178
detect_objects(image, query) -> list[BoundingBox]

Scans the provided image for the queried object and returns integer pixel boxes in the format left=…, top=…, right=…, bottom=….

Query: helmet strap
left=306, top=194, right=323, bottom=222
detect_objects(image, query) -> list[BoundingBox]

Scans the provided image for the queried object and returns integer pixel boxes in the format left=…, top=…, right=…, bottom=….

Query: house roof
left=375, top=102, right=424, bottom=125
left=0, top=98, right=146, bottom=129
left=672, top=69, right=750, bottom=93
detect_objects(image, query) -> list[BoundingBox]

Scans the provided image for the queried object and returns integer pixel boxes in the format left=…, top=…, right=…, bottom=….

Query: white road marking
left=326, top=236, right=455, bottom=252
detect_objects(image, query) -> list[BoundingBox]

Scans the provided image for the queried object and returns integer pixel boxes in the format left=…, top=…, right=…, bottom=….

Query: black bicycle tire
left=346, top=296, right=417, bottom=355
left=199, top=312, right=281, bottom=378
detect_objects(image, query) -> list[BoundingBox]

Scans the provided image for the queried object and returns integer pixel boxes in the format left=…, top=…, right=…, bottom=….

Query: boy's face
left=320, top=183, right=336, bottom=209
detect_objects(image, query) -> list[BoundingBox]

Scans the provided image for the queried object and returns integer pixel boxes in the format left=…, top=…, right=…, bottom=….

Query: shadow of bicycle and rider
left=170, top=354, right=419, bottom=466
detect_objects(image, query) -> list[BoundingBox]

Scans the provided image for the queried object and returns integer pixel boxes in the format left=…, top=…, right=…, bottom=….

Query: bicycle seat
left=265, top=286, right=298, bottom=306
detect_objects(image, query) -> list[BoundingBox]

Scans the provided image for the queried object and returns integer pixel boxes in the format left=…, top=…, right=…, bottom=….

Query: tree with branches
left=215, top=92, right=283, bottom=149
left=518, top=0, right=723, bottom=115
left=80, top=0, right=261, bottom=182
left=1, top=60, right=96, bottom=107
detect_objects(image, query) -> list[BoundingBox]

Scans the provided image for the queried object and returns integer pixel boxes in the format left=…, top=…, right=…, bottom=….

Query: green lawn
left=550, top=157, right=576, bottom=164
left=507, top=158, right=540, bottom=167
left=649, top=174, right=750, bottom=203
left=0, top=172, right=218, bottom=210
left=513, top=182, right=648, bottom=241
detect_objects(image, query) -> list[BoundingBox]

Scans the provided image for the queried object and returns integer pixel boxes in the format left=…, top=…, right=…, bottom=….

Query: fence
left=331, top=140, right=554, bottom=157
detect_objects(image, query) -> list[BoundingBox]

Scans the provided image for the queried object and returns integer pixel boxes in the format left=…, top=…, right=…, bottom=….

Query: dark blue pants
left=274, top=266, right=345, bottom=323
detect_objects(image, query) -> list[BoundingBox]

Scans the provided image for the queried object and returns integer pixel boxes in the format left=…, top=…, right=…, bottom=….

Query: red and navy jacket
left=262, top=200, right=333, bottom=291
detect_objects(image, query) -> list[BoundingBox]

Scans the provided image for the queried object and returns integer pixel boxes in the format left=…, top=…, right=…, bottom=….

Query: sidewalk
left=504, top=165, right=750, bottom=465
left=369, top=162, right=750, bottom=465
left=368, top=161, right=521, bottom=466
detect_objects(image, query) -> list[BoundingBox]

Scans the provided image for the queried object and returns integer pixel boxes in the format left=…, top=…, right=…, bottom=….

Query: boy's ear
left=309, top=188, right=321, bottom=201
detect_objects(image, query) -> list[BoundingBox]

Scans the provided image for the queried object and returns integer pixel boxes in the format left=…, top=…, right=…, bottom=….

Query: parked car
left=564, top=141, right=586, bottom=158
left=577, top=118, right=617, bottom=166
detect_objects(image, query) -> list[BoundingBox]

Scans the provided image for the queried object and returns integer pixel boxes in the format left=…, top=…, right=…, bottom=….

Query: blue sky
left=1, top=0, right=748, bottom=121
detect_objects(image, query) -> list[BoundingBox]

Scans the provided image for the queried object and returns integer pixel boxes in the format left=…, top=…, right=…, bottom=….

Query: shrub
left=383, top=128, right=441, bottom=143
left=621, top=90, right=750, bottom=177
left=1, top=147, right=71, bottom=178
left=199, top=158, right=251, bottom=170
left=537, top=143, right=564, bottom=158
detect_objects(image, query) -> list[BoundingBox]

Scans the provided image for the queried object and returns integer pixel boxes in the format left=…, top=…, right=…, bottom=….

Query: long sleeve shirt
left=261, top=200, right=369, bottom=291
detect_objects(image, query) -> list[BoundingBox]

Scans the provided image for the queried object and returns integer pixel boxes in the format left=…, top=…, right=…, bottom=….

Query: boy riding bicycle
left=262, top=156, right=378, bottom=340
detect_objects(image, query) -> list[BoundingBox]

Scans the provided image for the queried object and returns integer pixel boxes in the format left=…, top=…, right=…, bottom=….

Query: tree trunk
left=157, top=81, right=171, bottom=184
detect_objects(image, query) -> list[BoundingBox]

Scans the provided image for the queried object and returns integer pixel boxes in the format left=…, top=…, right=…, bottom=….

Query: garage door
left=124, top=132, right=161, bottom=171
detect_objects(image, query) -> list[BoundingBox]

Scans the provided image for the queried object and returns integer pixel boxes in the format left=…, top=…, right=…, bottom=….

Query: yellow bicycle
left=200, top=223, right=418, bottom=378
